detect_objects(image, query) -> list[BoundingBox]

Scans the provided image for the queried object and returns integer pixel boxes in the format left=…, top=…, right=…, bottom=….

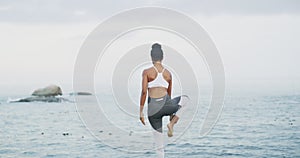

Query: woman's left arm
left=139, top=70, right=148, bottom=125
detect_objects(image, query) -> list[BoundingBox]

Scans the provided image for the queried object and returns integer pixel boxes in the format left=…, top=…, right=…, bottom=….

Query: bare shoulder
left=164, top=68, right=171, bottom=74
left=142, top=67, right=152, bottom=75
left=163, top=68, right=172, bottom=78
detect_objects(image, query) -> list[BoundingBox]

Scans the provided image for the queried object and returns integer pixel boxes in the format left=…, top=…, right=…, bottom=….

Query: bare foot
left=167, top=123, right=173, bottom=137
left=167, top=115, right=179, bottom=137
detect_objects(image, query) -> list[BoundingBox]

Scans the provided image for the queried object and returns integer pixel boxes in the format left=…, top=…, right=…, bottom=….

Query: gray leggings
left=147, top=94, right=189, bottom=133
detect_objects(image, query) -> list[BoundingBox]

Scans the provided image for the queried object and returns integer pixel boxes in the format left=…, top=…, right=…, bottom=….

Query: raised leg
left=167, top=95, right=190, bottom=137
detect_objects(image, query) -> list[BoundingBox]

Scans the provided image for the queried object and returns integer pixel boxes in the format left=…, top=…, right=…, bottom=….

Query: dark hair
left=151, top=43, right=163, bottom=61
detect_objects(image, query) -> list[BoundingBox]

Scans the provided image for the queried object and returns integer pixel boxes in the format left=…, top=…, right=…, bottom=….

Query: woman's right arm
left=167, top=73, right=172, bottom=97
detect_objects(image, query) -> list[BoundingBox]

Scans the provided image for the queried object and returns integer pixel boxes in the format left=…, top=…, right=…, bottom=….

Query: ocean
left=0, top=91, right=299, bottom=158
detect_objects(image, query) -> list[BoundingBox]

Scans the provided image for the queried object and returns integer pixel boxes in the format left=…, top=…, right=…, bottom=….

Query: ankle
left=172, top=115, right=179, bottom=123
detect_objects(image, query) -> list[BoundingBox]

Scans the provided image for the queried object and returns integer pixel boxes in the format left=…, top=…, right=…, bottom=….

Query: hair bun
left=152, top=43, right=161, bottom=49
left=150, top=43, right=163, bottom=61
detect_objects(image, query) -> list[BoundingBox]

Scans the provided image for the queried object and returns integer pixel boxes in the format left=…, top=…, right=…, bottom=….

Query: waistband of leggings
left=148, top=94, right=169, bottom=103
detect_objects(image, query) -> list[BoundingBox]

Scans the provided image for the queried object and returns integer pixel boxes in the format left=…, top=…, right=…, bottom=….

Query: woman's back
left=145, top=65, right=171, bottom=98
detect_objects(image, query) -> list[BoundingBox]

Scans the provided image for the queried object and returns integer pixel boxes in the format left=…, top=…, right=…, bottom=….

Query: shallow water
left=0, top=94, right=299, bottom=157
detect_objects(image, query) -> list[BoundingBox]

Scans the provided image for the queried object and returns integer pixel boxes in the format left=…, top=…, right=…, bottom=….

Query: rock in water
left=32, top=85, right=62, bottom=97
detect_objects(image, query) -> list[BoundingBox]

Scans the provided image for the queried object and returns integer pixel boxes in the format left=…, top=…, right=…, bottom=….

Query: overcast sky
left=0, top=0, right=299, bottom=95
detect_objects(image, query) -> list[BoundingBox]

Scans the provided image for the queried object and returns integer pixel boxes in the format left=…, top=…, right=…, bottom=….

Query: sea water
left=0, top=92, right=299, bottom=158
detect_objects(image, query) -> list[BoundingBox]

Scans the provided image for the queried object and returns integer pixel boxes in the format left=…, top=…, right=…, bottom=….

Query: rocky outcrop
left=32, top=85, right=62, bottom=97
left=8, top=85, right=71, bottom=103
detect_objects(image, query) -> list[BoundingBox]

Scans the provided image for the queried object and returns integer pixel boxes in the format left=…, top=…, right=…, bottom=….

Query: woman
left=139, top=43, right=189, bottom=157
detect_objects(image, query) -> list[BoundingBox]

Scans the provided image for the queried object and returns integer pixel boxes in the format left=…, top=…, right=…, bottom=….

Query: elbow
left=141, top=90, right=147, bottom=96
